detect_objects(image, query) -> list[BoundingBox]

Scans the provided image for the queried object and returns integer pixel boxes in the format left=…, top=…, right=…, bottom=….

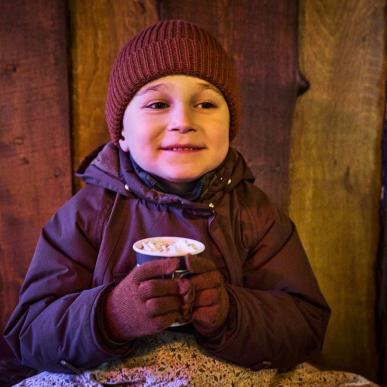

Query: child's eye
left=197, top=101, right=216, bottom=109
left=145, top=102, right=169, bottom=109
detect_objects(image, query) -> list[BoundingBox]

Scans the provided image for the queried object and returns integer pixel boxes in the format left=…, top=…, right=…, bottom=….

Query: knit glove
left=184, top=255, right=230, bottom=336
left=104, top=258, right=187, bottom=341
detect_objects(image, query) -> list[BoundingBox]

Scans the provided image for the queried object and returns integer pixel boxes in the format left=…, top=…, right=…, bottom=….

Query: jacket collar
left=125, top=152, right=215, bottom=201
left=76, top=142, right=255, bottom=207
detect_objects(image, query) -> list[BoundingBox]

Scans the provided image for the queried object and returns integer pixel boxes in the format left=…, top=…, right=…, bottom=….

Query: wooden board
left=290, top=0, right=386, bottom=380
left=379, top=101, right=387, bottom=383
left=68, top=0, right=158, bottom=190
left=0, top=0, right=72, bottom=329
left=158, top=0, right=300, bottom=210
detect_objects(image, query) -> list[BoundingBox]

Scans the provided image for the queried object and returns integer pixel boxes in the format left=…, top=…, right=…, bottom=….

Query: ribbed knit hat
left=105, top=19, right=240, bottom=145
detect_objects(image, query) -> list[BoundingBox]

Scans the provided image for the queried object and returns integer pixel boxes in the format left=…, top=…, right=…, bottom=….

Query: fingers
left=132, top=258, right=180, bottom=282
left=138, top=278, right=180, bottom=299
left=145, top=295, right=182, bottom=317
left=151, top=312, right=182, bottom=332
left=176, top=278, right=191, bottom=295
left=193, top=288, right=221, bottom=308
left=181, top=302, right=193, bottom=322
left=192, top=305, right=221, bottom=326
left=184, top=255, right=217, bottom=274
left=190, top=271, right=223, bottom=290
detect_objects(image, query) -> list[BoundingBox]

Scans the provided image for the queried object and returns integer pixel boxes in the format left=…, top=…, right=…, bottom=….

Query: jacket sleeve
left=196, top=189, right=331, bottom=370
left=3, top=185, right=130, bottom=373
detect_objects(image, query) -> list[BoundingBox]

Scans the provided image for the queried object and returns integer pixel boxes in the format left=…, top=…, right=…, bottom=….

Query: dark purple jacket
left=4, top=143, right=330, bottom=373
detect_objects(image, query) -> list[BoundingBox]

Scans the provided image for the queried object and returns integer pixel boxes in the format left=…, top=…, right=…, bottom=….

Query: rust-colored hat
left=105, top=19, right=240, bottom=145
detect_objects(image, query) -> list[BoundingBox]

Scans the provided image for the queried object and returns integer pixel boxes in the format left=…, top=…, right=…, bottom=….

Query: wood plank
left=377, top=100, right=387, bottom=383
left=290, top=0, right=385, bottom=380
left=0, top=0, right=72, bottom=329
left=158, top=0, right=300, bottom=210
left=68, top=0, right=158, bottom=190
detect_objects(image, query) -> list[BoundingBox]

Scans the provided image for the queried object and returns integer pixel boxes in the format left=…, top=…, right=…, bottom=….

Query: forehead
left=135, top=75, right=223, bottom=97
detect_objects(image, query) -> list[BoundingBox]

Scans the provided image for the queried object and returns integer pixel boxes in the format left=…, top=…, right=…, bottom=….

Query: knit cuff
left=96, top=286, right=130, bottom=349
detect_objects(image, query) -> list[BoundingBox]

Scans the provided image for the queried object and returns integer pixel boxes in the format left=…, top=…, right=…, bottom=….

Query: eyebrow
left=197, top=82, right=223, bottom=97
left=135, top=83, right=166, bottom=96
left=135, top=81, right=223, bottom=97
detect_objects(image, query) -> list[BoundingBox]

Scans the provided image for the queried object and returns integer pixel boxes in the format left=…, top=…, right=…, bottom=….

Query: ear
left=118, top=133, right=129, bottom=152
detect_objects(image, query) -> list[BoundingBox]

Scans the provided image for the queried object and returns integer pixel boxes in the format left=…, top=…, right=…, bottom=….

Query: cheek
left=125, top=125, right=151, bottom=147
left=211, top=121, right=229, bottom=147
left=126, top=132, right=161, bottom=162
left=127, top=118, right=163, bottom=144
left=213, top=127, right=229, bottom=160
left=211, top=111, right=230, bottom=139
left=217, top=139, right=229, bottom=161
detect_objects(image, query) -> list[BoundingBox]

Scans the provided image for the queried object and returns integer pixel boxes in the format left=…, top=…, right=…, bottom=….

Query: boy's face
left=119, top=75, right=230, bottom=183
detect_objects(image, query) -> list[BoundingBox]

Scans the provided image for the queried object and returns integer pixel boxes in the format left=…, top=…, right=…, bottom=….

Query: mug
left=133, top=236, right=205, bottom=326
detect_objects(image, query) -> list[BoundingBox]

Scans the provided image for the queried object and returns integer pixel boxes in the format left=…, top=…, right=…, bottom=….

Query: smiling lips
left=160, top=144, right=205, bottom=152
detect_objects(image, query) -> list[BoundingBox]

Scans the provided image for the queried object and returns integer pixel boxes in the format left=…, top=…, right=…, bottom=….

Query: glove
left=104, top=257, right=188, bottom=341
left=184, top=255, right=230, bottom=336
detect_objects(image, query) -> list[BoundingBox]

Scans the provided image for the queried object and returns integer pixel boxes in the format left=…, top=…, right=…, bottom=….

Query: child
left=4, top=19, right=330, bottom=375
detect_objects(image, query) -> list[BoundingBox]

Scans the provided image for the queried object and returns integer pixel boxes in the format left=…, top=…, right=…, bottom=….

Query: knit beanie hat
left=105, top=19, right=240, bottom=145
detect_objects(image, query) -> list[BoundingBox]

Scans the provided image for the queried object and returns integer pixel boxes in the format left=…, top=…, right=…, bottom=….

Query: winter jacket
left=4, top=143, right=330, bottom=373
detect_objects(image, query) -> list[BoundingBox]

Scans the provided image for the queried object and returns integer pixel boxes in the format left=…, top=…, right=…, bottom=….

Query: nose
left=167, top=103, right=195, bottom=133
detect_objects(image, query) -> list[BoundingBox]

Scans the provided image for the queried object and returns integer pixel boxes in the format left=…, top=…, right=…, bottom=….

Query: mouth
left=159, top=144, right=206, bottom=152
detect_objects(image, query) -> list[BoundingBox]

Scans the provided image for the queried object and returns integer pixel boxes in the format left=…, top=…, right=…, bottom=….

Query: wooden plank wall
left=380, top=100, right=387, bottom=382
left=290, top=0, right=385, bottom=380
left=0, top=0, right=385, bottom=383
left=0, top=0, right=72, bottom=330
left=69, top=0, right=158, bottom=190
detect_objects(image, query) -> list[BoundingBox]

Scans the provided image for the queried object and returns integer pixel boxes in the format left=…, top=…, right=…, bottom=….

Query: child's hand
left=184, top=255, right=230, bottom=336
left=104, top=258, right=186, bottom=341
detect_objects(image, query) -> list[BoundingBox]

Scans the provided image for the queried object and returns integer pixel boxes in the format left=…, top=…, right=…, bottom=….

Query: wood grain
left=159, top=0, right=300, bottom=210
left=68, top=0, right=158, bottom=189
left=290, top=0, right=386, bottom=380
left=379, top=101, right=387, bottom=382
left=0, top=0, right=71, bottom=329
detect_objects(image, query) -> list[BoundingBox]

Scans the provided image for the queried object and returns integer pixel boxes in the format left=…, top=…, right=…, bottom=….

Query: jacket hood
left=76, top=142, right=255, bottom=207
